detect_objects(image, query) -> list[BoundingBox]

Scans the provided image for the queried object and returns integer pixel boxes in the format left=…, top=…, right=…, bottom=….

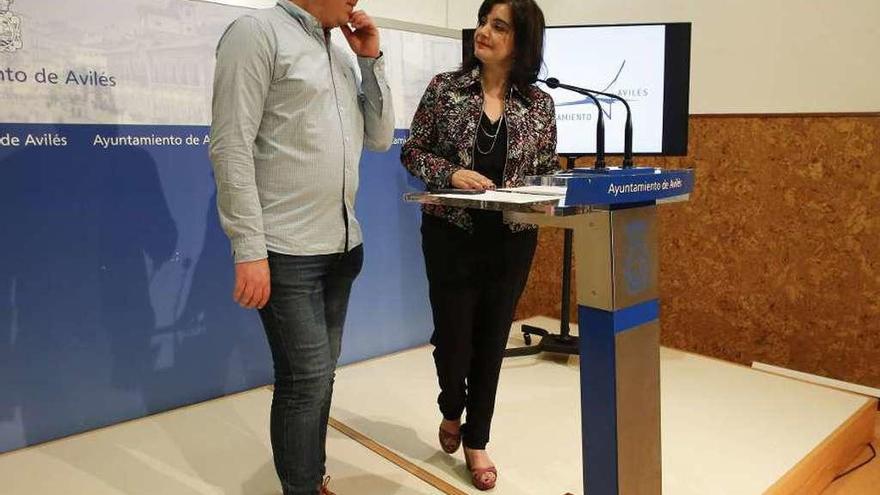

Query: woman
left=401, top=0, right=557, bottom=490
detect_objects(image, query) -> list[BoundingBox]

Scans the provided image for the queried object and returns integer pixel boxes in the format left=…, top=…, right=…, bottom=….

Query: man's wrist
left=235, top=257, right=268, bottom=265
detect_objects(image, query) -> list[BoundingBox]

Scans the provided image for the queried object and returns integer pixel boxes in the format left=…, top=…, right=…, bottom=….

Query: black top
left=473, top=111, right=507, bottom=185
left=470, top=111, right=508, bottom=231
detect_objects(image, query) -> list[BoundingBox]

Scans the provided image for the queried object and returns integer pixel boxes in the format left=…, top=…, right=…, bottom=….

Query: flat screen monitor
left=463, top=23, right=691, bottom=156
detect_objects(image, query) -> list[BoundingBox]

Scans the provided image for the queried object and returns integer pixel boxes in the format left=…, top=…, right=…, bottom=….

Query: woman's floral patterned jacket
left=401, top=67, right=559, bottom=232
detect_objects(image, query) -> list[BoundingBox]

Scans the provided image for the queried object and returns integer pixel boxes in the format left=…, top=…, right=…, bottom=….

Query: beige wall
left=216, top=1, right=880, bottom=113
left=417, top=0, right=880, bottom=114
left=362, top=0, right=449, bottom=27
left=202, top=0, right=450, bottom=26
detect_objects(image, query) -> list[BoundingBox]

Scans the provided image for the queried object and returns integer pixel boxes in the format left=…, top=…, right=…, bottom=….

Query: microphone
left=542, top=77, right=634, bottom=168
left=540, top=77, right=606, bottom=169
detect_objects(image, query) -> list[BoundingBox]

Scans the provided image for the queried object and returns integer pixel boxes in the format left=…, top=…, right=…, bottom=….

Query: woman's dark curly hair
left=459, top=0, right=546, bottom=93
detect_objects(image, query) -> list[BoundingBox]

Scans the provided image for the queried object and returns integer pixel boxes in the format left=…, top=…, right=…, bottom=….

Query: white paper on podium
left=434, top=190, right=562, bottom=204
left=498, top=185, right=567, bottom=196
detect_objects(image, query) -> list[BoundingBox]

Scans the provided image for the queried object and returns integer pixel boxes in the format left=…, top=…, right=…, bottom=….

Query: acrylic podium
left=406, top=166, right=695, bottom=495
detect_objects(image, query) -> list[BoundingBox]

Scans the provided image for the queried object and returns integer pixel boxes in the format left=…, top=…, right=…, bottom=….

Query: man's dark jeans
left=258, top=245, right=363, bottom=495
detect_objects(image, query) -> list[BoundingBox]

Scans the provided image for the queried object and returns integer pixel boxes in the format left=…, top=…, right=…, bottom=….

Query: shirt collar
left=277, top=0, right=325, bottom=39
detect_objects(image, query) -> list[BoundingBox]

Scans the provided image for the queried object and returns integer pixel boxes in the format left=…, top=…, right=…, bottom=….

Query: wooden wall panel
left=515, top=115, right=880, bottom=387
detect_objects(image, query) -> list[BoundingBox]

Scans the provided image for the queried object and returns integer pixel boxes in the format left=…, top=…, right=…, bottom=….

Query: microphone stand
left=542, top=77, right=634, bottom=168
left=504, top=154, right=580, bottom=358
left=540, top=78, right=607, bottom=169
left=504, top=77, right=629, bottom=358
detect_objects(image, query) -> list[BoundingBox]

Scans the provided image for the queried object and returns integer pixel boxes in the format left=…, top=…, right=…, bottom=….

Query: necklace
left=476, top=89, right=506, bottom=155
left=480, top=113, right=503, bottom=138
left=475, top=111, right=504, bottom=155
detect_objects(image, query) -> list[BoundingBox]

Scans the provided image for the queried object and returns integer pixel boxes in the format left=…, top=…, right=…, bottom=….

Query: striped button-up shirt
left=209, top=0, right=394, bottom=262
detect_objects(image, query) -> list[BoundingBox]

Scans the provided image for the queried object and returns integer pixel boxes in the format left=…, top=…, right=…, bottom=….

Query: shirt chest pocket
left=335, top=66, right=362, bottom=109
left=272, top=50, right=327, bottom=107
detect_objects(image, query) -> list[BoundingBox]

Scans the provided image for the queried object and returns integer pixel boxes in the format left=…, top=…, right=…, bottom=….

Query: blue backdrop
left=0, top=124, right=432, bottom=453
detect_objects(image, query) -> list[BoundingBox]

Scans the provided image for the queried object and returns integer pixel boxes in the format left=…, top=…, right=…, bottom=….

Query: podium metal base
left=504, top=324, right=579, bottom=357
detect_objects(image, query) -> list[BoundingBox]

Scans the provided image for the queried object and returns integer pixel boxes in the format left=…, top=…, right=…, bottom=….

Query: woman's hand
left=450, top=170, right=496, bottom=190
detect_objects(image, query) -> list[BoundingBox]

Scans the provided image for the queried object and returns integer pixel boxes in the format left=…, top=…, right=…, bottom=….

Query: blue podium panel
left=562, top=168, right=694, bottom=207
left=580, top=305, right=661, bottom=495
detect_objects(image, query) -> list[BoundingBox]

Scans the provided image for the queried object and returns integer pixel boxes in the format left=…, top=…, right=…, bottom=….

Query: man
left=208, top=1, right=394, bottom=493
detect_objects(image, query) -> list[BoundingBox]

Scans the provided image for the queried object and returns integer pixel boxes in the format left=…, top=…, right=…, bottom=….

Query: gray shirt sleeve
left=208, top=16, right=272, bottom=263
left=357, top=54, right=395, bottom=152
